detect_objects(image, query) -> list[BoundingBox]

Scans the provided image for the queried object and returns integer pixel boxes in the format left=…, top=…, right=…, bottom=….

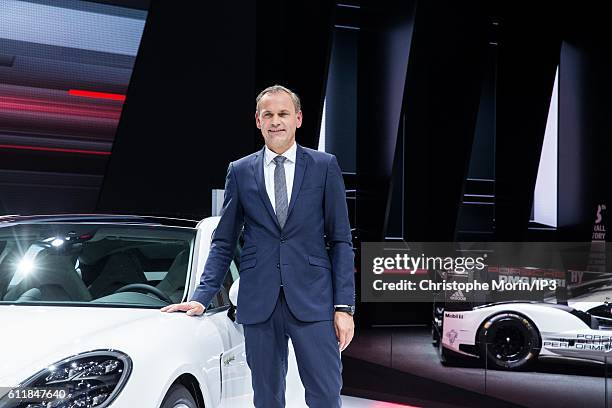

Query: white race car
left=0, top=214, right=306, bottom=408
left=437, top=299, right=612, bottom=370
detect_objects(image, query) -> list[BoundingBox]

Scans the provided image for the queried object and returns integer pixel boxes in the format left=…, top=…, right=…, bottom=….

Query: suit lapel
left=253, top=148, right=281, bottom=229
left=287, top=144, right=307, bottom=221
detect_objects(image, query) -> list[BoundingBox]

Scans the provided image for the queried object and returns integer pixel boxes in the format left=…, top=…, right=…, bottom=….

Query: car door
left=211, top=254, right=253, bottom=406
left=192, top=219, right=305, bottom=406
left=216, top=271, right=307, bottom=407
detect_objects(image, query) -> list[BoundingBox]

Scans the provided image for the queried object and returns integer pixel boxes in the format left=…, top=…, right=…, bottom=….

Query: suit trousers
left=243, top=289, right=342, bottom=408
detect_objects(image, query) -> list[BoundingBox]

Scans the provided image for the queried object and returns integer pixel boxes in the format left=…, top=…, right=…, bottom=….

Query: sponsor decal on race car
left=544, top=334, right=612, bottom=352
left=447, top=330, right=458, bottom=345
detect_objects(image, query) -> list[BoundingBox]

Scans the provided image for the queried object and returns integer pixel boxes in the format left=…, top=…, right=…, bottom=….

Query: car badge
left=223, top=354, right=235, bottom=366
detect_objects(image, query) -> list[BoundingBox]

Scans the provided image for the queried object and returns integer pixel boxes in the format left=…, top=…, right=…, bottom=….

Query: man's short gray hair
left=256, top=85, right=301, bottom=113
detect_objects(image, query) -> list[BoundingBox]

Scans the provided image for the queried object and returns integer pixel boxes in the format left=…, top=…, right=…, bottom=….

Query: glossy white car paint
left=0, top=216, right=307, bottom=407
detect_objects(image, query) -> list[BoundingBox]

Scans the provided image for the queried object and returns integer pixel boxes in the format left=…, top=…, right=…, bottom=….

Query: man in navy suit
left=162, top=85, right=355, bottom=407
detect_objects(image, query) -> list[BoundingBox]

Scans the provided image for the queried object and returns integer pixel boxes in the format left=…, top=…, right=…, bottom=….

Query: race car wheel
left=432, top=325, right=440, bottom=347
left=432, top=305, right=444, bottom=347
left=160, top=384, right=197, bottom=408
left=478, top=312, right=540, bottom=370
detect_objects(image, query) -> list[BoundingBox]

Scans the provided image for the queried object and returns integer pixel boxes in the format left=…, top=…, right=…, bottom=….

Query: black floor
left=342, top=327, right=612, bottom=408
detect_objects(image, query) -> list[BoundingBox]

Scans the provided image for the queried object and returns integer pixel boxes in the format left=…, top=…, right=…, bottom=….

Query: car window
left=0, top=223, right=195, bottom=308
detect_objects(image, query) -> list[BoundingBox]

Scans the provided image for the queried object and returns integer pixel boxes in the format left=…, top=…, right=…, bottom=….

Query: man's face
left=255, top=91, right=302, bottom=153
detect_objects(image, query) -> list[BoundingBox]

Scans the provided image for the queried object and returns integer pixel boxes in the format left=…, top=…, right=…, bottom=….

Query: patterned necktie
left=273, top=155, right=288, bottom=228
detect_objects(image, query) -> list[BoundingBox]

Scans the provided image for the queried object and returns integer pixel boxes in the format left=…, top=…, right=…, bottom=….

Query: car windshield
left=0, top=222, right=195, bottom=308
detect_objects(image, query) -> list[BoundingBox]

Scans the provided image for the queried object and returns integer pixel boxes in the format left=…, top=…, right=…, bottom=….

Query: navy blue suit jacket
left=191, top=144, right=355, bottom=324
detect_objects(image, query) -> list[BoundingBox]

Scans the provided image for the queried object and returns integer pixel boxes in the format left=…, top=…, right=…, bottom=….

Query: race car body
left=438, top=300, right=612, bottom=370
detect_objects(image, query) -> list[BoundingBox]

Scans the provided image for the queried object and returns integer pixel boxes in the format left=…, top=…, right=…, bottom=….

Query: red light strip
left=0, top=97, right=122, bottom=119
left=68, top=89, right=126, bottom=101
left=0, top=144, right=111, bottom=156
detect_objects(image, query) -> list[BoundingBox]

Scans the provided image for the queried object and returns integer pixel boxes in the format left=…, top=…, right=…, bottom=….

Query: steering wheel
left=113, top=283, right=173, bottom=304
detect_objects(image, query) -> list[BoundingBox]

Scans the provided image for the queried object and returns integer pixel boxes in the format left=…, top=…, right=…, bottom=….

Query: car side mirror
left=229, top=278, right=239, bottom=307
left=227, top=279, right=239, bottom=323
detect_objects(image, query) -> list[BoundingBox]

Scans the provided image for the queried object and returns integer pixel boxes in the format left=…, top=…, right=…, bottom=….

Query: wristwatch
left=334, top=305, right=355, bottom=316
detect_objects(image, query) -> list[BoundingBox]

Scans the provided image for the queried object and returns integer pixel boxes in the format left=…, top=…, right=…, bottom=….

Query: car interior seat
left=88, top=252, right=147, bottom=299
left=156, top=249, right=189, bottom=303
left=3, top=255, right=92, bottom=302
left=0, top=242, right=17, bottom=300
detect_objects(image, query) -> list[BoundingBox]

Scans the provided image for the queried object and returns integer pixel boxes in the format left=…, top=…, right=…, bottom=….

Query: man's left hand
left=334, top=311, right=355, bottom=352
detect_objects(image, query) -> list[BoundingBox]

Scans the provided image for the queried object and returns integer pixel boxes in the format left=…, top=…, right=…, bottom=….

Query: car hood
left=0, top=305, right=165, bottom=387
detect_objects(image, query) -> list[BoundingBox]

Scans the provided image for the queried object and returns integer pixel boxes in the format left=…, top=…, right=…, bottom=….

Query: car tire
left=432, top=304, right=444, bottom=347
left=478, top=312, right=540, bottom=370
left=432, top=325, right=440, bottom=347
left=160, top=384, right=197, bottom=408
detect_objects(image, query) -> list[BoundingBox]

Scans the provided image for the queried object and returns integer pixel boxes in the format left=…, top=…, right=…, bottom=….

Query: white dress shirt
left=263, top=142, right=296, bottom=212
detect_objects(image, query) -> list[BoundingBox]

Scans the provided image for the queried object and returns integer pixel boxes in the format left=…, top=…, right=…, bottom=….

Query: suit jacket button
left=276, top=263, right=280, bottom=268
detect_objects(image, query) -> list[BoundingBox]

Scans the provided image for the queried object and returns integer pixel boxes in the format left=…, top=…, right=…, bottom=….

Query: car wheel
left=160, top=384, right=197, bottom=408
left=478, top=312, right=540, bottom=370
left=432, top=325, right=440, bottom=347
left=432, top=304, right=444, bottom=347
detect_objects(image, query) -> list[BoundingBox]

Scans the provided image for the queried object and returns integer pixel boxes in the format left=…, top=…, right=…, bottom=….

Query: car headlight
left=0, top=350, right=132, bottom=408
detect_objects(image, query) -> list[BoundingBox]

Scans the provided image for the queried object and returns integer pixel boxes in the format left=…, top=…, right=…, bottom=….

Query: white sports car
left=0, top=214, right=306, bottom=408
left=437, top=299, right=612, bottom=370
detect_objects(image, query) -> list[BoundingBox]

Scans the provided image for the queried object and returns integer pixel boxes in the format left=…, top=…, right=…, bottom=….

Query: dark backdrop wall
left=356, top=0, right=416, bottom=243
left=400, top=0, right=488, bottom=243
left=96, top=2, right=256, bottom=218
left=558, top=20, right=612, bottom=241
left=98, top=0, right=334, bottom=218
left=255, top=0, right=333, bottom=151
left=493, top=3, right=561, bottom=241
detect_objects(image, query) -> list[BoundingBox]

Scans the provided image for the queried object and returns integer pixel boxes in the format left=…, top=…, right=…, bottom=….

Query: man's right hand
left=160, top=301, right=205, bottom=316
